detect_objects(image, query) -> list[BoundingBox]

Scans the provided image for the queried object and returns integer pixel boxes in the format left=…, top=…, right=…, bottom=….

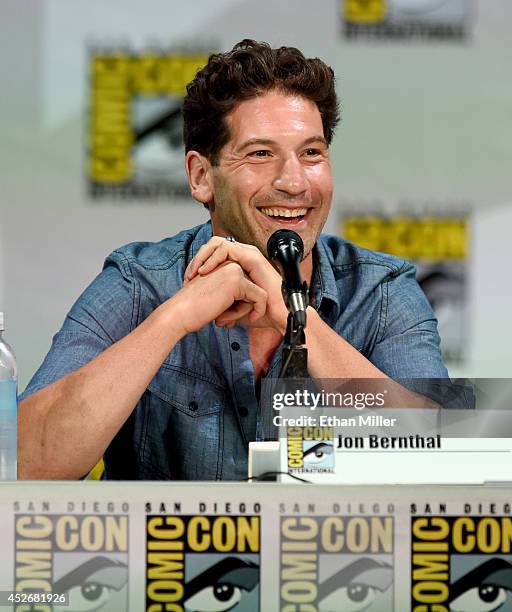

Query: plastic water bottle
left=0, top=312, right=17, bottom=479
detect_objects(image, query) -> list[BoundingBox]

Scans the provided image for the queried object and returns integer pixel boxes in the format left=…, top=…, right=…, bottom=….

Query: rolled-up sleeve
left=20, top=252, right=137, bottom=400
left=369, top=262, right=449, bottom=380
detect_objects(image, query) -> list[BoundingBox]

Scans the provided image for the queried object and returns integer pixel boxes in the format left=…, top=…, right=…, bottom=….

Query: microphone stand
left=262, top=283, right=309, bottom=444
left=278, top=281, right=308, bottom=379
left=261, top=282, right=309, bottom=450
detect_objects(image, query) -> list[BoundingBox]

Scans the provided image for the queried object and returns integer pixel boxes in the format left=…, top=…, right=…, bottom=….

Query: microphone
left=267, top=230, right=308, bottom=327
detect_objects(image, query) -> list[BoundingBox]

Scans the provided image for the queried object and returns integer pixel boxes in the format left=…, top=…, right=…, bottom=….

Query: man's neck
left=299, top=253, right=314, bottom=286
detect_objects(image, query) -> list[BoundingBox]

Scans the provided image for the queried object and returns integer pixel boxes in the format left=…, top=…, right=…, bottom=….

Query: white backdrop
left=0, top=0, right=511, bottom=387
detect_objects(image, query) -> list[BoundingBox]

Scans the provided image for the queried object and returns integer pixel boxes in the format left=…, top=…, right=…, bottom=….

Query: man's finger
left=184, top=239, right=223, bottom=280
left=200, top=243, right=262, bottom=281
left=215, top=301, right=253, bottom=325
left=197, top=242, right=232, bottom=275
left=184, top=245, right=209, bottom=280
left=238, top=277, right=267, bottom=319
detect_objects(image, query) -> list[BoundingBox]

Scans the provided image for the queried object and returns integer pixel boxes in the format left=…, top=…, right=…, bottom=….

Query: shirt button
left=238, top=406, right=248, bottom=417
left=189, top=401, right=198, bottom=412
left=231, top=342, right=241, bottom=351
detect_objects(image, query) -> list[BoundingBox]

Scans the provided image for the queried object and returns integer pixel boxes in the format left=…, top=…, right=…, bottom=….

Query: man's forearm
left=306, top=308, right=386, bottom=379
left=18, top=299, right=186, bottom=480
left=18, top=260, right=268, bottom=480
left=305, top=308, right=438, bottom=408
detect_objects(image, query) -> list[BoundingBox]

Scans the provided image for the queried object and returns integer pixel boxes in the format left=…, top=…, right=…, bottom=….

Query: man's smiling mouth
left=258, top=207, right=311, bottom=224
left=259, top=207, right=308, bottom=218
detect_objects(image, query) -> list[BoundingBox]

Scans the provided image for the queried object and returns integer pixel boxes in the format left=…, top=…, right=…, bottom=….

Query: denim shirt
left=21, top=222, right=448, bottom=480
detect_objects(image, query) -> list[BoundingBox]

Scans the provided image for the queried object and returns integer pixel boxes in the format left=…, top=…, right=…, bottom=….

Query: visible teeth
left=260, top=207, right=308, bottom=218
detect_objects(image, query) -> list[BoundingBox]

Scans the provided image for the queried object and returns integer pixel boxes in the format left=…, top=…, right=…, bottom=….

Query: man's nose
left=272, top=155, right=308, bottom=195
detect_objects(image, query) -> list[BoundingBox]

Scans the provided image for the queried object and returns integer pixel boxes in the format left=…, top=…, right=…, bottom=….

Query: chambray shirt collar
left=189, top=220, right=341, bottom=318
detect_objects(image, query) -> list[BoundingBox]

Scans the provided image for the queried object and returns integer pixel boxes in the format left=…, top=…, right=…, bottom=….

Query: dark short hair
left=182, top=39, right=340, bottom=164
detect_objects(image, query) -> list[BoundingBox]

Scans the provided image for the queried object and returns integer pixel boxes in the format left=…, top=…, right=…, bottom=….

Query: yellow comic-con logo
left=344, top=0, right=387, bottom=24
left=146, top=515, right=261, bottom=611
left=14, top=513, right=129, bottom=611
left=88, top=48, right=211, bottom=198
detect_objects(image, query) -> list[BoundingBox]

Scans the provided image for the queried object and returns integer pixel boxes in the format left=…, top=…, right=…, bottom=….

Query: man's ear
left=185, top=151, right=214, bottom=206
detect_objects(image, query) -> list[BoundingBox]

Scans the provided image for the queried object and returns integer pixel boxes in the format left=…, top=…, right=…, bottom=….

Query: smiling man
left=19, top=40, right=448, bottom=480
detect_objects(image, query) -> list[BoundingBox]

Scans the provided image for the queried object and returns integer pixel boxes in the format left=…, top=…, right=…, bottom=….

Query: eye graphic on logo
left=131, top=101, right=187, bottom=183
left=450, top=585, right=507, bottom=611
left=184, top=556, right=259, bottom=612
left=185, top=584, right=241, bottom=611
left=53, top=556, right=128, bottom=612
left=65, top=584, right=112, bottom=611
left=318, top=557, right=393, bottom=612
left=303, top=442, right=334, bottom=465
left=324, top=583, right=378, bottom=611
left=448, top=558, right=512, bottom=612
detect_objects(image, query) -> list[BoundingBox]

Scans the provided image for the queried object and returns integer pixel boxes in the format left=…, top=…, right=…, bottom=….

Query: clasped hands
left=180, top=236, right=289, bottom=335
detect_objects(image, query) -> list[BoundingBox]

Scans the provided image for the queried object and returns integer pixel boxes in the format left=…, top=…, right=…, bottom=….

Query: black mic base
left=279, top=313, right=308, bottom=378
left=281, top=345, right=308, bottom=379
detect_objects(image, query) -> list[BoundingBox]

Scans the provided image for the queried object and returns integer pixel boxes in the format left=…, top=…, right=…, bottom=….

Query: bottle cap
left=0, top=312, right=3, bottom=331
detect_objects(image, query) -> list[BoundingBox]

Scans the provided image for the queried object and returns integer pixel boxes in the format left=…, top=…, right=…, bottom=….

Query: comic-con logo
left=14, top=514, right=129, bottom=611
left=411, top=516, right=512, bottom=611
left=287, top=427, right=335, bottom=472
left=280, top=515, right=394, bottom=610
left=341, top=209, right=469, bottom=362
left=342, top=0, right=473, bottom=41
left=146, top=515, right=260, bottom=611
left=345, top=0, right=388, bottom=24
left=88, top=47, right=212, bottom=199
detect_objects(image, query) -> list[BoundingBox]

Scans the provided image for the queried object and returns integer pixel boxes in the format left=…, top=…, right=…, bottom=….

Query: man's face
left=209, top=90, right=333, bottom=260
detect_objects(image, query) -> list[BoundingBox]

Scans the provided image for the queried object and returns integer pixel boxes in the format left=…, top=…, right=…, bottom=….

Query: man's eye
left=249, top=150, right=271, bottom=157
left=450, top=584, right=509, bottom=611
left=63, top=583, right=112, bottom=611
left=185, top=583, right=242, bottom=611
left=305, top=148, right=323, bottom=157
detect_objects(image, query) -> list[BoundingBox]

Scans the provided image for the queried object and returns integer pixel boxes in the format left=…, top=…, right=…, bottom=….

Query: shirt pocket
left=141, top=365, right=225, bottom=480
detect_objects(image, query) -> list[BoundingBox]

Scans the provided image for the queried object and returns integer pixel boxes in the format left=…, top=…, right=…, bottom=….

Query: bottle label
left=0, top=380, right=17, bottom=413
left=0, top=380, right=17, bottom=480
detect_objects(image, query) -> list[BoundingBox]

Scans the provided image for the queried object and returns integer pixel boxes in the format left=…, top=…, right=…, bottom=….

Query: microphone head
left=267, top=230, right=304, bottom=262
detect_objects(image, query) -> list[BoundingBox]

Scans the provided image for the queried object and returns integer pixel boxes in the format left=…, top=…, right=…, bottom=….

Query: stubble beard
left=211, top=173, right=325, bottom=260
left=211, top=174, right=269, bottom=256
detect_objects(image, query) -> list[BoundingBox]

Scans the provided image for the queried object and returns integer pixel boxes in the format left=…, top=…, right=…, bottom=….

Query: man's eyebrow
left=302, top=135, right=328, bottom=147
left=234, top=138, right=277, bottom=153
left=235, top=135, right=328, bottom=154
